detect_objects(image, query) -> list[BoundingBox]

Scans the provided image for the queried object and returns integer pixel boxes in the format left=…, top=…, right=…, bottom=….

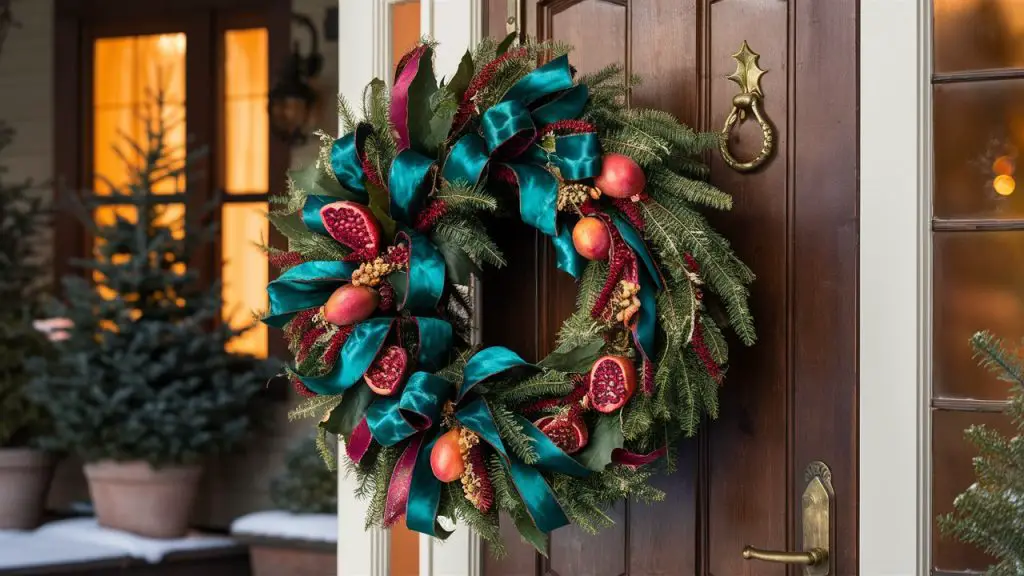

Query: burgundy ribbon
left=346, top=418, right=374, bottom=463
left=611, top=446, right=668, bottom=469
left=383, top=434, right=425, bottom=527
left=390, top=45, right=428, bottom=152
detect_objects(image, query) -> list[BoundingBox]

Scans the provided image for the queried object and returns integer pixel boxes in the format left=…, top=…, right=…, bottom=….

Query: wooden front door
left=479, top=1, right=858, bottom=574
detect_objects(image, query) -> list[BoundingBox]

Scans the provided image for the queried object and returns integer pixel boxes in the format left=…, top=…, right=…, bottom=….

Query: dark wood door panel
left=706, top=1, right=790, bottom=574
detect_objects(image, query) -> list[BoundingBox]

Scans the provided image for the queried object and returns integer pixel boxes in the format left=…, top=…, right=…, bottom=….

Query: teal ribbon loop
left=611, top=216, right=661, bottom=359
left=389, top=150, right=435, bottom=224
left=264, top=261, right=358, bottom=328
left=329, top=123, right=372, bottom=198
left=365, top=346, right=590, bottom=538
left=552, top=224, right=584, bottom=279
left=395, top=231, right=446, bottom=314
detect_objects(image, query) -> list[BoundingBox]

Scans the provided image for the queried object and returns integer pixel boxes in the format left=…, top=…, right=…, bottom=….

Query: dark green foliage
left=270, top=436, right=338, bottom=514
left=939, top=332, right=1024, bottom=575
left=25, top=91, right=275, bottom=466
left=0, top=122, right=50, bottom=447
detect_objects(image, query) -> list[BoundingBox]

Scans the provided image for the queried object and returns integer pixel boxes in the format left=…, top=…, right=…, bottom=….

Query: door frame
left=860, top=0, right=928, bottom=575
left=334, top=0, right=931, bottom=573
left=333, top=2, right=484, bottom=575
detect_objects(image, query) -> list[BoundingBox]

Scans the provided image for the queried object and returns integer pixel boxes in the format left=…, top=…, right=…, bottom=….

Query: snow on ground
left=231, top=511, right=337, bottom=543
left=34, top=518, right=237, bottom=564
left=0, top=530, right=126, bottom=570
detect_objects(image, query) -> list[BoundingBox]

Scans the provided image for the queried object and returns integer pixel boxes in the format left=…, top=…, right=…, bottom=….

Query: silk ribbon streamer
left=261, top=231, right=452, bottom=396
left=442, top=55, right=602, bottom=279
left=363, top=346, right=592, bottom=536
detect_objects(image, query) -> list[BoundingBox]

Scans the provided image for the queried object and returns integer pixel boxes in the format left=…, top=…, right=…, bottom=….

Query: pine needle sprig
left=435, top=182, right=499, bottom=214
left=432, top=214, right=507, bottom=268
left=288, top=394, right=344, bottom=422
left=493, top=369, right=575, bottom=404
left=489, top=404, right=538, bottom=464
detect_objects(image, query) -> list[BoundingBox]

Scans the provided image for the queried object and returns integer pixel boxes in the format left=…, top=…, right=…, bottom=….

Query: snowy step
left=230, top=511, right=337, bottom=548
left=36, top=518, right=239, bottom=564
left=0, top=529, right=127, bottom=573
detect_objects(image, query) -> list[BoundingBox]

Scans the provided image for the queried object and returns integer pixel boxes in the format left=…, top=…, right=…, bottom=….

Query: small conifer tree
left=269, top=437, right=337, bottom=515
left=939, top=331, right=1024, bottom=576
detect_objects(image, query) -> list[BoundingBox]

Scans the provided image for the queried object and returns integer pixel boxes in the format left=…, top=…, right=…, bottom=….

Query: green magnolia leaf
left=387, top=270, right=408, bottom=305
left=447, top=50, right=475, bottom=103
left=366, top=182, right=397, bottom=243
left=268, top=210, right=309, bottom=244
left=407, top=48, right=440, bottom=154
left=495, top=32, right=517, bottom=56
left=289, top=163, right=355, bottom=201
left=435, top=239, right=480, bottom=285
left=321, top=385, right=374, bottom=437
left=515, top=514, right=549, bottom=556
left=575, top=414, right=624, bottom=472
left=539, top=339, right=604, bottom=373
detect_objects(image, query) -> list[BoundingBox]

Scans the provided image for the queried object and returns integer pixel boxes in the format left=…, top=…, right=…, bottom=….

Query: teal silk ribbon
left=611, top=216, right=661, bottom=361
left=365, top=346, right=592, bottom=537
left=442, top=56, right=601, bottom=279
left=261, top=230, right=451, bottom=395
left=329, top=124, right=371, bottom=199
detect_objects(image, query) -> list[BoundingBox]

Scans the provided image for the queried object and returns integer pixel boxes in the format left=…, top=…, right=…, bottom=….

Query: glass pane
left=934, top=0, right=1024, bottom=73
left=222, top=203, right=269, bottom=358
left=94, top=34, right=187, bottom=195
left=933, top=232, right=1024, bottom=398
left=932, top=409, right=1015, bottom=572
left=933, top=81, right=1024, bottom=219
left=391, top=1, right=421, bottom=71
left=224, top=29, right=269, bottom=193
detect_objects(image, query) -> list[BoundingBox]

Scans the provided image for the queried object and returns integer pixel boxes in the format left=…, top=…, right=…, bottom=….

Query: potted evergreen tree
left=940, top=331, right=1024, bottom=574
left=0, top=120, right=57, bottom=530
left=26, top=93, right=274, bottom=539
left=231, top=437, right=337, bottom=576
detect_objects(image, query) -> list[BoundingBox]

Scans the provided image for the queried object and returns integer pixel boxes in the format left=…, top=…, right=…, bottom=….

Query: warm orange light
left=994, top=174, right=1016, bottom=196
left=993, top=155, right=1015, bottom=176
left=222, top=203, right=269, bottom=358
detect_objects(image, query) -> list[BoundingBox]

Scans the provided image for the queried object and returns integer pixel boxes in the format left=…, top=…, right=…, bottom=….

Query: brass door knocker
left=720, top=41, right=775, bottom=173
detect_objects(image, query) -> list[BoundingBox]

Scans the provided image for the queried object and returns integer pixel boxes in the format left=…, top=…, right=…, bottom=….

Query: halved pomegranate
left=364, top=345, right=409, bottom=396
left=534, top=411, right=589, bottom=454
left=319, top=201, right=381, bottom=260
left=587, top=355, right=637, bottom=414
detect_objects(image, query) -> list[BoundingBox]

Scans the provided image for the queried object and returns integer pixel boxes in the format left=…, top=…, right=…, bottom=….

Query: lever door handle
left=742, top=462, right=834, bottom=576
left=742, top=546, right=828, bottom=566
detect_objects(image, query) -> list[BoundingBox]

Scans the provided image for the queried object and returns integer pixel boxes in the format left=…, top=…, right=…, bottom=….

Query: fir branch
left=435, top=182, right=499, bottom=213
left=600, top=127, right=667, bottom=168
left=699, top=315, right=729, bottom=365
left=288, top=394, right=344, bottom=421
left=649, top=166, right=733, bottom=211
left=447, top=483, right=505, bottom=556
left=365, top=445, right=399, bottom=529
left=971, top=332, right=1024, bottom=389
left=490, top=404, right=538, bottom=464
left=555, top=261, right=608, bottom=349
left=315, top=426, right=337, bottom=471
left=338, top=95, right=359, bottom=133
left=493, top=369, right=574, bottom=404
left=487, top=454, right=526, bottom=516
left=432, top=214, right=506, bottom=268
left=640, top=197, right=755, bottom=345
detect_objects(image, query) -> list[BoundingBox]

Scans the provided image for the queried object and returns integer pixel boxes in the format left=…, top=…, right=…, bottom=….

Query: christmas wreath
left=263, top=35, right=755, bottom=553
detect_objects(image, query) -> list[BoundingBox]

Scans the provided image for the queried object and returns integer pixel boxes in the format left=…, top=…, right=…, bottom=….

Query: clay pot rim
left=0, top=447, right=57, bottom=468
left=84, top=460, right=203, bottom=482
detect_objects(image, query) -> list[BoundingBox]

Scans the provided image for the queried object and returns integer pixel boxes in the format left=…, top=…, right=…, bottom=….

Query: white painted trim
left=860, top=0, right=927, bottom=575
left=336, top=2, right=391, bottom=575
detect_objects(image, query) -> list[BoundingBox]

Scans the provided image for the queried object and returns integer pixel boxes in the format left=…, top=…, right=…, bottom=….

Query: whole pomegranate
left=572, top=216, right=611, bottom=260
left=534, top=411, right=589, bottom=454
left=588, top=355, right=637, bottom=413
left=319, top=201, right=382, bottom=260
left=322, top=284, right=379, bottom=326
left=364, top=345, right=408, bottom=396
left=430, top=429, right=465, bottom=482
left=594, top=153, right=646, bottom=199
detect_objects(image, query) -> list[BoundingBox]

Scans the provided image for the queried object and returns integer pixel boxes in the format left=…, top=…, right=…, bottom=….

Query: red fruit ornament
left=364, top=345, right=409, bottom=396
left=588, top=355, right=637, bottom=413
left=430, top=429, right=465, bottom=483
left=319, top=201, right=382, bottom=260
left=535, top=412, right=589, bottom=454
left=595, top=153, right=646, bottom=199
left=572, top=216, right=611, bottom=260
left=322, top=284, right=379, bottom=326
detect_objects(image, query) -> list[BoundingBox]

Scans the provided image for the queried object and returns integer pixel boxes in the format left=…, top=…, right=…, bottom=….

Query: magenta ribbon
left=390, top=45, right=429, bottom=152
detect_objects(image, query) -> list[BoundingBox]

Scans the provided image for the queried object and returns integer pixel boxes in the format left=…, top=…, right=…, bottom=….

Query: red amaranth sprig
left=360, top=151, right=386, bottom=189
left=691, top=322, right=722, bottom=383
left=452, top=47, right=530, bottom=133
left=591, top=222, right=635, bottom=319
left=324, top=325, right=355, bottom=364
left=539, top=119, right=597, bottom=137
left=464, top=445, right=494, bottom=513
left=641, top=357, right=655, bottom=396
left=285, top=309, right=318, bottom=341
left=290, top=375, right=317, bottom=398
left=413, top=199, right=448, bottom=233
left=612, top=197, right=645, bottom=232
left=296, top=324, right=328, bottom=365
left=269, top=250, right=304, bottom=270
left=378, top=282, right=395, bottom=312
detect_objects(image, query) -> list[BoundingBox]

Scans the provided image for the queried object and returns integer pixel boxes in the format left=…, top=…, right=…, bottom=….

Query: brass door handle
left=720, top=40, right=775, bottom=173
left=743, top=546, right=828, bottom=566
left=742, top=462, right=834, bottom=576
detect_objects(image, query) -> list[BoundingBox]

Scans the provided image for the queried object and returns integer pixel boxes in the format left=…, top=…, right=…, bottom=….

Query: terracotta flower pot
left=0, top=448, right=56, bottom=529
left=84, top=460, right=202, bottom=539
